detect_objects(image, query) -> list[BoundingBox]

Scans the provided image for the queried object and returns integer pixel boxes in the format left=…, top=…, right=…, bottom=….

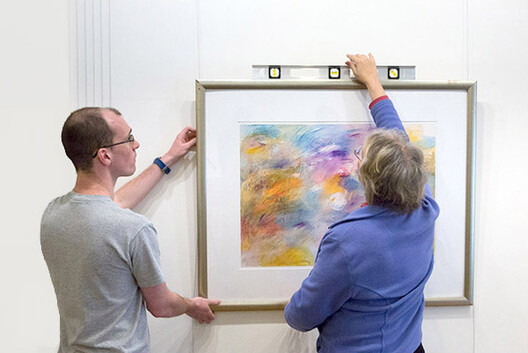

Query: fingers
left=178, top=126, right=197, bottom=143
left=345, top=53, right=368, bottom=75
left=183, top=136, right=197, bottom=148
left=198, top=311, right=215, bottom=324
left=185, top=129, right=197, bottom=142
left=181, top=125, right=196, bottom=134
left=174, top=126, right=197, bottom=152
left=178, top=126, right=196, bottom=137
left=345, top=58, right=356, bottom=68
left=208, top=299, right=221, bottom=306
left=190, top=297, right=221, bottom=324
left=345, top=53, right=378, bottom=75
left=368, top=53, right=376, bottom=65
left=346, top=53, right=370, bottom=65
left=197, top=308, right=216, bottom=324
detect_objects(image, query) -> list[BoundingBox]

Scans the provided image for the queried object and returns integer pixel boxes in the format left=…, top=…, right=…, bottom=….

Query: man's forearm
left=141, top=282, right=219, bottom=322
left=143, top=285, right=189, bottom=318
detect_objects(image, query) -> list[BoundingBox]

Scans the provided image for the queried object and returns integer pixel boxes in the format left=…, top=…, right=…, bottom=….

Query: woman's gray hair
left=359, top=128, right=427, bottom=214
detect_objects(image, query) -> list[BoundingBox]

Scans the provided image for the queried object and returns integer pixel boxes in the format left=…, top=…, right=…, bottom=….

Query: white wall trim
left=70, top=0, right=111, bottom=108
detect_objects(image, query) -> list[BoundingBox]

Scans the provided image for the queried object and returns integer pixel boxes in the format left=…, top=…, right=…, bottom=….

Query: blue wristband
left=153, top=157, right=171, bottom=174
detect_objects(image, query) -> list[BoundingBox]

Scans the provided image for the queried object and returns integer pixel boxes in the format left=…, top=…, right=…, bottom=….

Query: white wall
left=0, top=1, right=71, bottom=352
left=469, top=0, right=528, bottom=351
left=2, top=0, right=527, bottom=352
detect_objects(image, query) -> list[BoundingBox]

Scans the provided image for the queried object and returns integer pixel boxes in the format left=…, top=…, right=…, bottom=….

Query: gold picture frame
left=196, top=80, right=476, bottom=311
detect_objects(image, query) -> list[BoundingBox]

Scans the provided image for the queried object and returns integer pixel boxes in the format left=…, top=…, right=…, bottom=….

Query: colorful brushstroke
left=240, top=123, right=435, bottom=267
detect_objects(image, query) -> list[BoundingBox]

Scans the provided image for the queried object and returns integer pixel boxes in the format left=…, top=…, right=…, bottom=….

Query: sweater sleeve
left=370, top=97, right=407, bottom=139
left=284, top=231, right=351, bottom=331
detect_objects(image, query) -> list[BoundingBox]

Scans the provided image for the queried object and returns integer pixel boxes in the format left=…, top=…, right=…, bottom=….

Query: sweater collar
left=329, top=204, right=390, bottom=229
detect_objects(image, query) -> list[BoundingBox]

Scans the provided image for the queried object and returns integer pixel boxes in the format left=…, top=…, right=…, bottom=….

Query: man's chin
left=124, top=167, right=136, bottom=177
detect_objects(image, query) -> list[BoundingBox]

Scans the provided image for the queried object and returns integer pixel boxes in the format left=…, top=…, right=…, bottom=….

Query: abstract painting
left=240, top=123, right=436, bottom=267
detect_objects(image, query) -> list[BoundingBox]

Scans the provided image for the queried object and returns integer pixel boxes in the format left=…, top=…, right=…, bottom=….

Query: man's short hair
left=359, top=128, right=427, bottom=214
left=61, top=107, right=121, bottom=172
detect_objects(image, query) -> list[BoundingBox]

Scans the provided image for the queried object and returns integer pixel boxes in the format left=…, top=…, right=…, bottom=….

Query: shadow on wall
left=280, top=328, right=317, bottom=353
left=193, top=311, right=318, bottom=353
left=133, top=149, right=197, bottom=216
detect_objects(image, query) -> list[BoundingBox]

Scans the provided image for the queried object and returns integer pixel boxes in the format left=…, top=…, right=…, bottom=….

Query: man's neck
left=74, top=170, right=116, bottom=199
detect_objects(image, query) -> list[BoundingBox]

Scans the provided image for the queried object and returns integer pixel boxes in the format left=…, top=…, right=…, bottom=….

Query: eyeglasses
left=354, top=146, right=362, bottom=161
left=92, top=133, right=135, bottom=158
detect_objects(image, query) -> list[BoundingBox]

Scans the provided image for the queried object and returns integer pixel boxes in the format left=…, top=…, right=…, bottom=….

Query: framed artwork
left=196, top=80, right=476, bottom=311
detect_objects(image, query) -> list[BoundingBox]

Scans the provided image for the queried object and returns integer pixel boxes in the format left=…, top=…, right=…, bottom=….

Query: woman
left=284, top=53, right=440, bottom=353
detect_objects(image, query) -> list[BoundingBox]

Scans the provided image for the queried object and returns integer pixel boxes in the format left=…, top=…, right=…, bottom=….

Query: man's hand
left=162, top=126, right=197, bottom=166
left=345, top=53, right=386, bottom=101
left=185, top=297, right=221, bottom=324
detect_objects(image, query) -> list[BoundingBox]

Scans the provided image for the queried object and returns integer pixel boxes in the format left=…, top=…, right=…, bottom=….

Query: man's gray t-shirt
left=41, top=192, right=165, bottom=353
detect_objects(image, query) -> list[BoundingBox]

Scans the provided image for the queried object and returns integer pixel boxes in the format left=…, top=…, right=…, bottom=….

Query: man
left=41, top=107, right=219, bottom=353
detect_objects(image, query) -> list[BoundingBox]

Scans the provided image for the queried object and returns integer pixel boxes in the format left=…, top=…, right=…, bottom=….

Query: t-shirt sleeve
left=129, top=224, right=165, bottom=288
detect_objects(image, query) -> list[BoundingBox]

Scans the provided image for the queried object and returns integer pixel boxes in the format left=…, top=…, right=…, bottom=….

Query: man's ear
left=94, top=148, right=112, bottom=167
